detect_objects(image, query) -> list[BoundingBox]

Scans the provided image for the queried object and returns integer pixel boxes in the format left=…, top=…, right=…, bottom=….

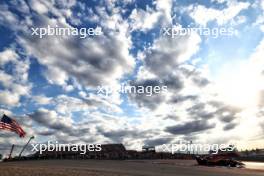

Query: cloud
left=32, top=95, right=52, bottom=105
left=259, top=90, right=264, bottom=107
left=28, top=108, right=72, bottom=131
left=0, top=91, right=20, bottom=106
left=0, top=49, right=18, bottom=65
left=128, top=32, right=201, bottom=110
left=9, top=0, right=30, bottom=14
left=97, top=128, right=139, bottom=143
left=129, top=8, right=161, bottom=32
left=156, top=0, right=172, bottom=24
left=163, top=74, right=184, bottom=91
left=187, top=103, right=214, bottom=119
left=29, top=0, right=49, bottom=14
left=52, top=94, right=122, bottom=115
left=0, top=48, right=30, bottom=107
left=189, top=1, right=249, bottom=26
left=128, top=78, right=166, bottom=109
left=16, top=11, right=135, bottom=90
left=144, top=137, right=172, bottom=146
left=169, top=95, right=198, bottom=104
left=223, top=123, right=237, bottom=131
left=128, top=0, right=172, bottom=32
left=191, top=76, right=210, bottom=87
left=52, top=95, right=96, bottom=115
left=249, top=39, right=264, bottom=76
left=0, top=4, right=19, bottom=27
left=36, top=130, right=56, bottom=136
left=144, top=34, right=201, bottom=77
left=19, top=33, right=135, bottom=88
left=165, top=120, right=215, bottom=135
left=261, top=122, right=264, bottom=133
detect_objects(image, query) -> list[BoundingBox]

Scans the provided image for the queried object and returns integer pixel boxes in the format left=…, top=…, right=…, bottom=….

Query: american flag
left=0, top=114, right=26, bottom=137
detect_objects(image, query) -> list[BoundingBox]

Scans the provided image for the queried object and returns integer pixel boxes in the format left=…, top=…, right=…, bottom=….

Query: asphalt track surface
left=0, top=159, right=263, bottom=176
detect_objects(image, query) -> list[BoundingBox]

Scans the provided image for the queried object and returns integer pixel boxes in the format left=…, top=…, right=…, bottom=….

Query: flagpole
left=19, top=136, right=35, bottom=158
left=9, top=144, right=15, bottom=159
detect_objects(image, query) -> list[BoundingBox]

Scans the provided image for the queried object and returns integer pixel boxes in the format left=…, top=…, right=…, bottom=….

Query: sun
left=215, top=62, right=263, bottom=108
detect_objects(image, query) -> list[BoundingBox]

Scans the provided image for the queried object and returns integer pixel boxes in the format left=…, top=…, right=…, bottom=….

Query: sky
left=0, top=0, right=264, bottom=156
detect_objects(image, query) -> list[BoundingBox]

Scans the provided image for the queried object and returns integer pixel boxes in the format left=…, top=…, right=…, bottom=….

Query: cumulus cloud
left=129, top=8, right=161, bottom=32
left=19, top=30, right=135, bottom=88
left=189, top=1, right=250, bottom=26
left=28, top=108, right=72, bottom=131
left=128, top=32, right=201, bottom=110
left=145, top=34, right=201, bottom=76
left=165, top=120, right=215, bottom=135
left=32, top=95, right=52, bottom=105
left=0, top=91, right=20, bottom=106
left=128, top=0, right=172, bottom=32
left=0, top=4, right=19, bottom=27
left=0, top=48, right=30, bottom=107
left=156, top=0, right=172, bottom=24
left=14, top=3, right=135, bottom=90
left=0, top=49, right=18, bottom=65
